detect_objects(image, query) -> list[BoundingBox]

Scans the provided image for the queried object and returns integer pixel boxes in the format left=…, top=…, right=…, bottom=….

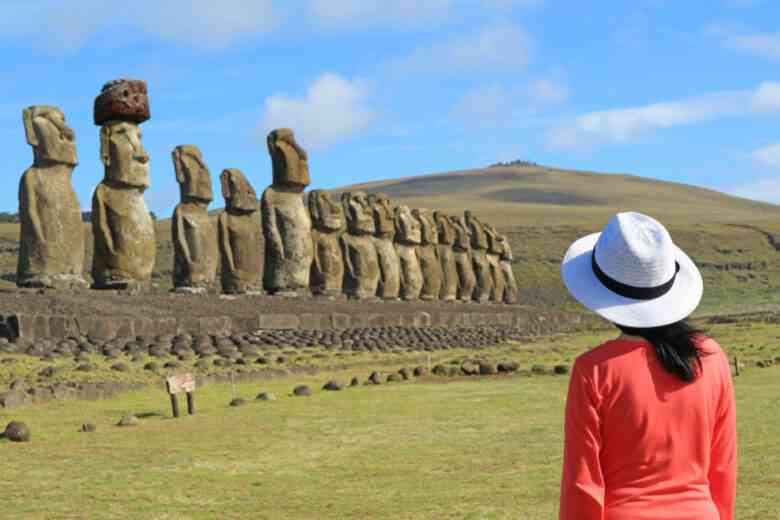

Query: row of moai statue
left=16, top=78, right=518, bottom=304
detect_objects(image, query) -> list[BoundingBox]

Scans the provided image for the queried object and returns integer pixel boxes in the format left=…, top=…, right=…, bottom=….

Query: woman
left=559, top=212, right=736, bottom=520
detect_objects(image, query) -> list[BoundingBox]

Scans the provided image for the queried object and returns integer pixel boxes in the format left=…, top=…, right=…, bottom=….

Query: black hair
left=616, top=319, right=704, bottom=382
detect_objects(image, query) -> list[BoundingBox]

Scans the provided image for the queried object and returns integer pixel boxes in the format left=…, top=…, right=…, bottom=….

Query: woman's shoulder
left=573, top=338, right=643, bottom=371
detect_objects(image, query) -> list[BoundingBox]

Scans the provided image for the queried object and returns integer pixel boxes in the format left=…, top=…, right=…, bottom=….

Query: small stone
left=497, top=362, right=519, bottom=373
left=163, top=361, right=181, bottom=369
left=144, top=362, right=160, bottom=372
left=111, top=363, right=129, bottom=372
left=117, top=414, right=139, bottom=427
left=478, top=363, right=497, bottom=375
left=368, top=371, right=383, bottom=385
left=293, top=385, right=312, bottom=396
left=322, top=380, right=344, bottom=391
left=350, top=377, right=360, bottom=387
left=413, top=366, right=429, bottom=377
left=256, top=392, right=276, bottom=401
left=4, top=421, right=31, bottom=442
left=81, top=423, right=96, bottom=433
left=531, top=364, right=547, bottom=375
left=387, top=373, right=402, bottom=383
left=553, top=364, right=570, bottom=375
left=76, top=363, right=94, bottom=372
left=229, top=398, right=247, bottom=407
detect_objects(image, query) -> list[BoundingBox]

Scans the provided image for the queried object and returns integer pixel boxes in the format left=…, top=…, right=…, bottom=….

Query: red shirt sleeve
left=708, top=354, right=737, bottom=520
left=559, top=359, right=605, bottom=520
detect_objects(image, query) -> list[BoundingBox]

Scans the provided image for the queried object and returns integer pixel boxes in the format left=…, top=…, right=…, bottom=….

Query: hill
left=1, top=164, right=778, bottom=317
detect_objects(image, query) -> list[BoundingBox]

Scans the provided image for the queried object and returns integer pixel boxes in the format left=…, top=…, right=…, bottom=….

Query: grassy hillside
left=1, top=164, right=778, bottom=316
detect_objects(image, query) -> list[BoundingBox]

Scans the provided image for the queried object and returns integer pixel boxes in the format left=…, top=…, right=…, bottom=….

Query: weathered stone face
left=434, top=211, right=457, bottom=301
left=172, top=145, right=213, bottom=203
left=451, top=216, right=471, bottom=252
left=484, top=224, right=505, bottom=302
left=450, top=216, right=476, bottom=302
left=465, top=210, right=488, bottom=251
left=171, top=146, right=217, bottom=291
left=368, top=193, right=395, bottom=239
left=309, top=190, right=342, bottom=232
left=342, top=192, right=375, bottom=236
left=93, top=78, right=150, bottom=125
left=221, top=168, right=259, bottom=212
left=218, top=171, right=263, bottom=294
left=412, top=208, right=442, bottom=301
left=340, top=192, right=379, bottom=299
left=17, top=105, right=86, bottom=289
left=498, top=233, right=518, bottom=304
left=100, top=121, right=150, bottom=189
left=394, top=205, right=421, bottom=245
left=23, top=105, right=77, bottom=167
left=309, top=190, right=344, bottom=296
left=267, top=128, right=310, bottom=189
left=465, top=212, right=492, bottom=302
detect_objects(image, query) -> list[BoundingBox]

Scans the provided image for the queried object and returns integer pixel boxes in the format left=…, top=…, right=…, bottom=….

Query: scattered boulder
left=38, top=366, right=59, bottom=378
left=478, top=363, right=497, bottom=375
left=553, top=364, right=570, bottom=375
left=387, top=373, right=402, bottom=383
left=256, top=392, right=276, bottom=401
left=293, top=385, right=312, bottom=396
left=531, top=364, right=547, bottom=375
left=322, top=380, right=344, bottom=391
left=116, top=414, right=139, bottom=427
left=4, top=421, right=31, bottom=442
left=432, top=364, right=448, bottom=376
left=350, top=377, right=360, bottom=387
left=461, top=362, right=479, bottom=376
left=368, top=371, right=383, bottom=385
left=163, top=361, right=181, bottom=369
left=229, top=398, right=247, bottom=407
left=76, top=363, right=95, bottom=372
left=111, top=363, right=129, bottom=372
left=398, top=368, right=411, bottom=380
left=497, top=362, right=519, bottom=373
left=81, top=423, right=96, bottom=433
left=413, top=366, right=428, bottom=377
left=143, top=362, right=160, bottom=372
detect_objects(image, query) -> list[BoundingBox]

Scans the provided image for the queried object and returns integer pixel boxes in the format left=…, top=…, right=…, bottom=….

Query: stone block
left=330, top=313, right=351, bottom=329
left=93, top=78, right=150, bottom=125
left=299, top=314, right=325, bottom=330
left=258, top=314, right=300, bottom=330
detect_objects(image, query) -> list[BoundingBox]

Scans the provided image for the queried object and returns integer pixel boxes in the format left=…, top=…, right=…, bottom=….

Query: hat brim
left=561, top=233, right=703, bottom=328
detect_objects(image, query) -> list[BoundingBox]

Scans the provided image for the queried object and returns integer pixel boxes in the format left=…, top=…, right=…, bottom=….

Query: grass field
left=1, top=324, right=779, bottom=519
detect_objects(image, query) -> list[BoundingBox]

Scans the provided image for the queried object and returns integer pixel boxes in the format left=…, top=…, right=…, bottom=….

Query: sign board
left=166, top=373, right=196, bottom=394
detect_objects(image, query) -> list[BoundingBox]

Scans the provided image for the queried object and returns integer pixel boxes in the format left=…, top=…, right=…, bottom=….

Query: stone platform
left=0, top=290, right=604, bottom=342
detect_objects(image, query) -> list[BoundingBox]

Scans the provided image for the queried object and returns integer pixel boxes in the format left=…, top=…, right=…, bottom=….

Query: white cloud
left=306, top=0, right=453, bottom=27
left=388, top=22, right=531, bottom=74
left=731, top=178, right=780, bottom=204
left=451, top=78, right=568, bottom=125
left=0, top=0, right=276, bottom=51
left=751, top=143, right=780, bottom=169
left=547, top=82, right=780, bottom=151
left=258, top=73, right=376, bottom=150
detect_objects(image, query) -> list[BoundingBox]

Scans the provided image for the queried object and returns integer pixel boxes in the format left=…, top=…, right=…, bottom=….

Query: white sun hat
left=561, top=212, right=703, bottom=328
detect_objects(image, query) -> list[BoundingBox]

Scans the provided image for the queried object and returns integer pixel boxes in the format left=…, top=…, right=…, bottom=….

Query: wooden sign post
left=165, top=373, right=196, bottom=418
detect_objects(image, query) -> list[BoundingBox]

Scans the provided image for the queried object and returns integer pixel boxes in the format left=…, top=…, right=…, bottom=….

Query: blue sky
left=1, top=0, right=779, bottom=216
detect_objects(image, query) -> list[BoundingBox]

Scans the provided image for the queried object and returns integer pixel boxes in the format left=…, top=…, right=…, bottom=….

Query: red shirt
left=559, top=337, right=737, bottom=520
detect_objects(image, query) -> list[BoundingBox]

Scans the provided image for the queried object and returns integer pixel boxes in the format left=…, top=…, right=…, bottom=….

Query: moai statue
left=17, top=105, right=87, bottom=289
left=412, top=208, right=442, bottom=301
left=465, top=210, right=492, bottom=303
left=340, top=192, right=380, bottom=299
left=262, top=129, right=313, bottom=296
left=451, top=216, right=477, bottom=302
left=434, top=211, right=458, bottom=302
left=393, top=205, right=423, bottom=301
left=91, top=79, right=156, bottom=290
left=498, top=232, right=519, bottom=304
left=484, top=223, right=506, bottom=304
left=308, top=190, right=344, bottom=297
left=368, top=193, right=400, bottom=300
left=217, top=169, right=263, bottom=294
left=171, top=145, right=218, bottom=293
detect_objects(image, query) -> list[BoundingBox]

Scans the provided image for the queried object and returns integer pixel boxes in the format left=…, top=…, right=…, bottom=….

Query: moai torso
left=262, top=129, right=313, bottom=294
left=218, top=169, right=263, bottom=294
left=499, top=233, right=518, bottom=304
left=340, top=192, right=379, bottom=299
left=394, top=205, right=423, bottom=301
left=413, top=208, right=442, bottom=301
left=434, top=211, right=458, bottom=302
left=484, top=224, right=505, bottom=304
left=309, top=190, right=344, bottom=297
left=17, top=106, right=86, bottom=289
left=369, top=193, right=400, bottom=299
left=465, top=211, right=492, bottom=303
left=171, top=145, right=218, bottom=292
left=91, top=117, right=156, bottom=289
left=452, top=216, right=476, bottom=302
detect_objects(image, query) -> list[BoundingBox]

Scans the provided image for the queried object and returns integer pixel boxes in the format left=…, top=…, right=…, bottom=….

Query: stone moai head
left=99, top=121, right=150, bottom=189
left=434, top=211, right=455, bottom=245
left=451, top=216, right=471, bottom=250
left=464, top=210, right=487, bottom=250
left=342, top=191, right=375, bottom=236
left=309, top=190, right=343, bottom=232
left=221, top=168, right=258, bottom=212
left=267, top=128, right=310, bottom=190
left=498, top=233, right=513, bottom=261
left=394, top=205, right=421, bottom=245
left=368, top=193, right=394, bottom=239
left=412, top=208, right=438, bottom=246
left=172, top=145, right=213, bottom=204
left=484, top=223, right=502, bottom=254
left=23, top=105, right=78, bottom=167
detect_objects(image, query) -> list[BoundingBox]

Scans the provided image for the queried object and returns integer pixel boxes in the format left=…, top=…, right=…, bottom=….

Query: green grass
left=1, top=324, right=778, bottom=519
